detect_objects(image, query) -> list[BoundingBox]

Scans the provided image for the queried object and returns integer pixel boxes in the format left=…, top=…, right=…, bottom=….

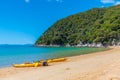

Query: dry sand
left=1, top=46, right=120, bottom=80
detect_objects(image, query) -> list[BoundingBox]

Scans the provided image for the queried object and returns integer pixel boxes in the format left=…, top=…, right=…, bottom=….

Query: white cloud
left=25, top=0, right=30, bottom=3
left=115, top=1, right=120, bottom=5
left=100, top=0, right=115, bottom=4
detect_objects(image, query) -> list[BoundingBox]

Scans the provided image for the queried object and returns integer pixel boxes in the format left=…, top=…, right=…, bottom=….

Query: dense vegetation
left=36, top=5, right=120, bottom=46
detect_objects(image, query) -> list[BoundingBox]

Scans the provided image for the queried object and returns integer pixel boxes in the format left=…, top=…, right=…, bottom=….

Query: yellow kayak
left=47, top=58, right=67, bottom=63
left=13, top=62, right=42, bottom=68
left=13, top=58, right=67, bottom=68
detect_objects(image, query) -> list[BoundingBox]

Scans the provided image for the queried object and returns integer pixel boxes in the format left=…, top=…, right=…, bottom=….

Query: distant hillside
left=35, top=5, right=120, bottom=46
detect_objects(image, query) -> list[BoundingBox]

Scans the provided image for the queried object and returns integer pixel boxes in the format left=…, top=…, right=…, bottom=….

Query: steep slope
left=36, top=5, right=120, bottom=46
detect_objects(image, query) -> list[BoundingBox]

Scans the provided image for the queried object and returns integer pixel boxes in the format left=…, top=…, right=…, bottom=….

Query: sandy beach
left=1, top=46, right=120, bottom=80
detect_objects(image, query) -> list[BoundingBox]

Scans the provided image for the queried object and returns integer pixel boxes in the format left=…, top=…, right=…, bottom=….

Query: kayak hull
left=13, top=63, right=42, bottom=68
left=47, top=58, right=67, bottom=63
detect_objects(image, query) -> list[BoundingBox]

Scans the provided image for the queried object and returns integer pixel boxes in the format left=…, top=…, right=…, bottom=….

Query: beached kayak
left=47, top=58, right=67, bottom=63
left=13, top=62, right=42, bottom=67
left=13, top=58, right=67, bottom=68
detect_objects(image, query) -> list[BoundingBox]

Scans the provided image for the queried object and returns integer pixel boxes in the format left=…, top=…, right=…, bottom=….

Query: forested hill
left=35, top=5, right=120, bottom=46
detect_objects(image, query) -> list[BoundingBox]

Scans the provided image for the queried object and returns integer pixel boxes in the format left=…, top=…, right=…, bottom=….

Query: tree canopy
left=35, top=5, right=120, bottom=46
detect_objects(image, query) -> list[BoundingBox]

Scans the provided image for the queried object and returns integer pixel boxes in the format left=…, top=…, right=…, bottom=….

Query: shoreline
left=1, top=46, right=120, bottom=80
left=0, top=47, right=110, bottom=68
left=0, top=47, right=109, bottom=69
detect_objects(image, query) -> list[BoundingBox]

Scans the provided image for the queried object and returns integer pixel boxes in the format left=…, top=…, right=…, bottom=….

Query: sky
left=0, top=0, right=120, bottom=44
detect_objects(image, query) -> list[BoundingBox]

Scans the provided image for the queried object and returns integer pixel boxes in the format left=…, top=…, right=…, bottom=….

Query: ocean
left=0, top=45, right=107, bottom=68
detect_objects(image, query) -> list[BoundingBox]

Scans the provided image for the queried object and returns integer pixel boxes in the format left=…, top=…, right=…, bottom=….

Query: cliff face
left=36, top=5, right=120, bottom=46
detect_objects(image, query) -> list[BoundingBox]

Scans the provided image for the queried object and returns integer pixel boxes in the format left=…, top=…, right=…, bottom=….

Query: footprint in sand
left=66, top=68, right=70, bottom=70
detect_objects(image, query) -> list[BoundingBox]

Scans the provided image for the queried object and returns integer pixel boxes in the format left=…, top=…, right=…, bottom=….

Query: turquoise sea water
left=0, top=45, right=107, bottom=68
